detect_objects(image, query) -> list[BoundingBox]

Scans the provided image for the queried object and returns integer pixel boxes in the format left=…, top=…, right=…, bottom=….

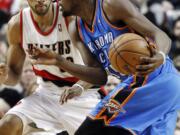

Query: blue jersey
left=77, top=0, right=180, bottom=134
left=77, top=0, right=132, bottom=80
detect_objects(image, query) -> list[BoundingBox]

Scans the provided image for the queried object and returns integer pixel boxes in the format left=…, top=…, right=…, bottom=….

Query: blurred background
left=0, top=0, right=179, bottom=134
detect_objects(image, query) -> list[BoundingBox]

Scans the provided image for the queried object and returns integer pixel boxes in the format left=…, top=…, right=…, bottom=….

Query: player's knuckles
left=136, top=65, right=148, bottom=70
left=150, top=58, right=157, bottom=62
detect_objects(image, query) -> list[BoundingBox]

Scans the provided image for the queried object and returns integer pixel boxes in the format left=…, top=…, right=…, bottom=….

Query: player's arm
left=0, top=13, right=26, bottom=85
left=74, top=80, right=93, bottom=90
left=104, top=0, right=171, bottom=54
left=30, top=19, right=107, bottom=85
left=57, top=19, right=107, bottom=85
left=60, top=79, right=94, bottom=104
left=103, top=0, right=171, bottom=75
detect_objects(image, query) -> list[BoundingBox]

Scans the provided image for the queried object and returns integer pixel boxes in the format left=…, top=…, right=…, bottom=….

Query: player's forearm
left=3, top=70, right=20, bottom=86
left=154, top=30, right=171, bottom=55
left=56, top=56, right=107, bottom=85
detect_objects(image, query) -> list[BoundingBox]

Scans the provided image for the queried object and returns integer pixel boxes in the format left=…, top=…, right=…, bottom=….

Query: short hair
left=147, top=0, right=162, bottom=7
left=173, top=16, right=180, bottom=28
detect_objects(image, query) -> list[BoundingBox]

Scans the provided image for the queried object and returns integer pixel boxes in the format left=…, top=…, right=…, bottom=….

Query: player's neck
left=78, top=0, right=96, bottom=27
left=31, top=4, right=54, bottom=29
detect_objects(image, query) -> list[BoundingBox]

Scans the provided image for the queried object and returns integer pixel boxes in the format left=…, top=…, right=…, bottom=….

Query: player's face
left=27, top=0, right=52, bottom=16
left=59, top=0, right=74, bottom=17
left=174, top=21, right=180, bottom=40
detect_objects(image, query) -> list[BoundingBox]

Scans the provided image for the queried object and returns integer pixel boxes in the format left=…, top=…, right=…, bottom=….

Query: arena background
left=0, top=0, right=180, bottom=134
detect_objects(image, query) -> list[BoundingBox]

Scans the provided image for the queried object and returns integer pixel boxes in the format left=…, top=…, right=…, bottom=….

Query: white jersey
left=6, top=3, right=100, bottom=135
left=20, top=3, right=83, bottom=85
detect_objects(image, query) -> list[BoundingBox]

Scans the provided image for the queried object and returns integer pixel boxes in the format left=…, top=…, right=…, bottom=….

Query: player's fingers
left=136, top=64, right=155, bottom=71
left=26, top=48, right=33, bottom=55
left=140, top=57, right=156, bottom=64
left=33, top=47, right=47, bottom=56
left=64, top=95, right=70, bottom=103
left=64, top=90, right=74, bottom=102
left=65, top=94, right=74, bottom=102
left=26, top=49, right=32, bottom=54
left=60, top=91, right=67, bottom=104
left=68, top=93, right=80, bottom=99
left=62, top=89, right=70, bottom=104
left=61, top=90, right=68, bottom=102
left=148, top=43, right=156, bottom=55
left=136, top=69, right=154, bottom=76
left=60, top=92, right=64, bottom=104
left=29, top=54, right=39, bottom=59
left=31, top=45, right=39, bottom=51
left=32, top=48, right=41, bottom=56
left=64, top=93, right=79, bottom=102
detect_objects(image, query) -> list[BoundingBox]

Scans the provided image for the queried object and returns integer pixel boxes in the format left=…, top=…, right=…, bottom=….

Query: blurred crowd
left=0, top=0, right=35, bottom=118
left=0, top=0, right=180, bottom=134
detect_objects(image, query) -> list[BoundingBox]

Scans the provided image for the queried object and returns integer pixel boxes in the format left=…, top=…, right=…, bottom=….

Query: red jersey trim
left=20, top=10, right=23, bottom=48
left=32, top=66, right=79, bottom=82
left=65, top=17, right=69, bottom=29
left=100, top=86, right=108, bottom=95
left=30, top=0, right=59, bottom=36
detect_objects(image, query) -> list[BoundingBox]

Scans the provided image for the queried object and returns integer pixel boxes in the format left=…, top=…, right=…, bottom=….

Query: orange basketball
left=109, top=33, right=151, bottom=75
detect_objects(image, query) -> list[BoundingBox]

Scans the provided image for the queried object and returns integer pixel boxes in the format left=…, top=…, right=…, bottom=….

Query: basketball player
left=0, top=0, right=100, bottom=135
left=28, top=0, right=180, bottom=135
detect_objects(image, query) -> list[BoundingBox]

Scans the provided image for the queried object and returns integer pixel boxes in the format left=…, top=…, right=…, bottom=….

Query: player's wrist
left=0, top=74, right=8, bottom=85
left=158, top=51, right=166, bottom=64
left=73, top=83, right=85, bottom=93
left=55, top=55, right=62, bottom=66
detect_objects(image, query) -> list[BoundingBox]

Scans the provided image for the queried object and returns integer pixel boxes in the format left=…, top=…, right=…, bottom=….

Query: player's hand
left=136, top=45, right=164, bottom=76
left=60, top=85, right=84, bottom=105
left=0, top=63, right=8, bottom=84
left=27, top=46, right=59, bottom=65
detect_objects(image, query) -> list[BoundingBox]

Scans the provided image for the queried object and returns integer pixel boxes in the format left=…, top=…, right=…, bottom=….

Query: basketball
left=109, top=33, right=151, bottom=75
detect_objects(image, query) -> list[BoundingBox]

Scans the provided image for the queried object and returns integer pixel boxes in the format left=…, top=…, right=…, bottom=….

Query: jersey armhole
left=76, top=17, right=84, bottom=42
left=20, top=10, right=23, bottom=48
left=101, top=0, right=131, bottom=31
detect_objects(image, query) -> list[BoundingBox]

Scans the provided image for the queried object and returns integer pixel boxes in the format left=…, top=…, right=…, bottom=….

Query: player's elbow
left=164, top=33, right=172, bottom=51
left=156, top=30, right=172, bottom=53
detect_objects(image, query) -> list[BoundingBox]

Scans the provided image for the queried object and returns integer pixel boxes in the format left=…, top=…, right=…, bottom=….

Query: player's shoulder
left=103, top=0, right=137, bottom=20
left=7, top=12, right=21, bottom=45
left=67, top=17, right=79, bottom=38
left=8, top=13, right=21, bottom=33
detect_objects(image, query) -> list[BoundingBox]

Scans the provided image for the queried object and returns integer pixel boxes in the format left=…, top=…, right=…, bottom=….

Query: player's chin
left=62, top=11, right=72, bottom=17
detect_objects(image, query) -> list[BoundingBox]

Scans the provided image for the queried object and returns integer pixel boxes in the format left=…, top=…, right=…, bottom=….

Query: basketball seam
left=114, top=48, right=124, bottom=73
left=112, top=40, right=134, bottom=68
left=114, top=39, right=147, bottom=50
left=110, top=47, right=123, bottom=73
left=112, top=38, right=149, bottom=68
left=111, top=40, right=134, bottom=72
left=119, top=50, right=149, bottom=56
